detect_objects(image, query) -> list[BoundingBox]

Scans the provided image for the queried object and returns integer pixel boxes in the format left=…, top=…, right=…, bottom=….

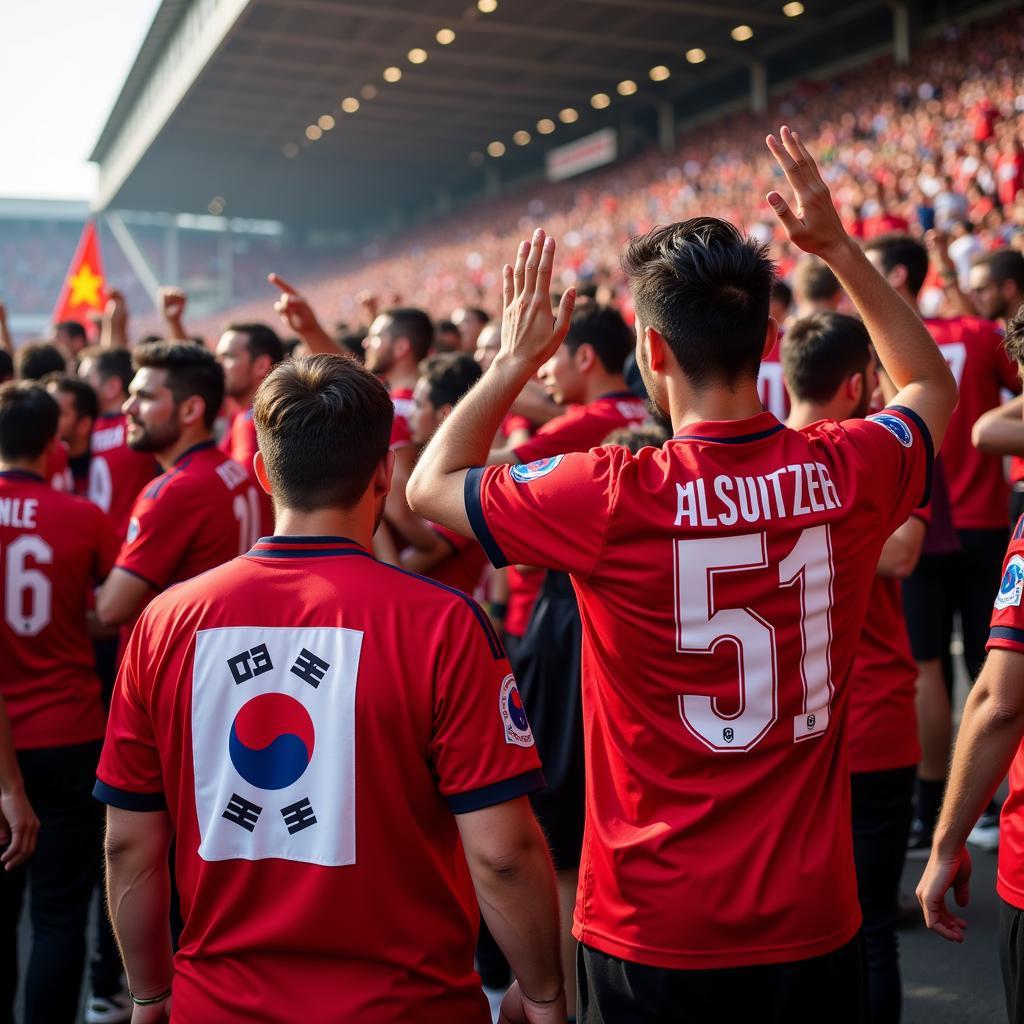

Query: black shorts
left=1002, top=899, right=1024, bottom=1023
left=578, top=936, right=866, bottom=1024
left=902, top=528, right=1008, bottom=683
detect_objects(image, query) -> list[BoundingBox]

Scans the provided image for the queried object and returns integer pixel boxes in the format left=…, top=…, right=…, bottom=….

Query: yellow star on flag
left=67, top=261, right=104, bottom=309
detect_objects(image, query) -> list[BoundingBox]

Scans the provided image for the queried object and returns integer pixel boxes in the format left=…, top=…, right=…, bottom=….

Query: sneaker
left=967, top=812, right=1000, bottom=852
left=84, top=991, right=133, bottom=1024
left=905, top=818, right=933, bottom=860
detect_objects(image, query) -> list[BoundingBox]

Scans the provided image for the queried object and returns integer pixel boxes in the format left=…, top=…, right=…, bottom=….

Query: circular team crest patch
left=510, top=455, right=564, bottom=484
left=126, top=517, right=141, bottom=544
left=866, top=413, right=913, bottom=448
left=995, top=555, right=1024, bottom=611
left=499, top=674, right=534, bottom=748
left=228, top=693, right=315, bottom=790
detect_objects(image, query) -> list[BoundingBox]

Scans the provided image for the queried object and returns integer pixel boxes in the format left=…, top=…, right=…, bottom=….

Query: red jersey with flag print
left=95, top=536, right=543, bottom=1024
left=116, top=442, right=262, bottom=598
left=984, top=517, right=1024, bottom=910
left=512, top=391, right=647, bottom=464
left=389, top=386, right=415, bottom=451
left=88, top=412, right=158, bottom=539
left=0, top=470, right=119, bottom=749
left=465, top=406, right=932, bottom=969
left=926, top=316, right=1019, bottom=529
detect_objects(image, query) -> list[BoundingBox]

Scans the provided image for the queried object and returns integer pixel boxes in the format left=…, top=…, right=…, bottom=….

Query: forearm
left=973, top=398, right=1024, bottom=454
left=933, top=683, right=1024, bottom=857
left=162, top=317, right=188, bottom=343
left=296, top=324, right=342, bottom=356
left=0, top=699, right=24, bottom=794
left=473, top=838, right=563, bottom=1002
left=102, top=318, right=129, bottom=349
left=0, top=313, right=12, bottom=353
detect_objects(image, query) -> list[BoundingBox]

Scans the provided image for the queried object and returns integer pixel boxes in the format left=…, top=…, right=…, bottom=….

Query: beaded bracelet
left=130, top=988, right=172, bottom=1006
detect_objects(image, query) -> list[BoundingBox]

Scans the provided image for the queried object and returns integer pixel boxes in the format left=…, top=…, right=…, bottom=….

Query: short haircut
left=622, top=218, right=774, bottom=388
left=0, top=350, right=12, bottom=383
left=16, top=342, right=67, bottom=381
left=418, top=353, right=482, bottom=409
left=225, top=322, right=284, bottom=367
left=1004, top=307, right=1024, bottom=368
left=771, top=279, right=793, bottom=311
left=0, top=381, right=59, bottom=461
left=79, top=345, right=133, bottom=393
left=54, top=320, right=87, bottom=343
left=781, top=312, right=873, bottom=403
left=973, top=249, right=1024, bottom=292
left=564, top=304, right=635, bottom=375
left=47, top=374, right=99, bottom=421
left=793, top=256, right=841, bottom=303
left=457, top=307, right=490, bottom=326
left=254, top=354, right=393, bottom=511
left=383, top=308, right=434, bottom=362
left=863, top=234, right=929, bottom=296
left=132, top=342, right=225, bottom=429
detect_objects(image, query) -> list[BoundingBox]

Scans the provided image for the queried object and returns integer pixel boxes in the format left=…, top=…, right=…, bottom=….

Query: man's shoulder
left=926, top=314, right=1002, bottom=345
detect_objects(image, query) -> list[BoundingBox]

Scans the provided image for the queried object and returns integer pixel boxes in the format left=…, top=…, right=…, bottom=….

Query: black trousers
left=851, top=765, right=916, bottom=1024
left=1000, top=899, right=1024, bottom=1023
left=0, top=741, right=104, bottom=1024
left=578, top=935, right=866, bottom=1024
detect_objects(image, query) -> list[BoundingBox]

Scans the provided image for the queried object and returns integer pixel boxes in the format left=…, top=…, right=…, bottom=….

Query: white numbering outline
left=675, top=525, right=834, bottom=752
left=87, top=456, right=113, bottom=514
left=939, top=342, right=966, bottom=387
left=233, top=487, right=262, bottom=554
left=3, top=535, right=54, bottom=637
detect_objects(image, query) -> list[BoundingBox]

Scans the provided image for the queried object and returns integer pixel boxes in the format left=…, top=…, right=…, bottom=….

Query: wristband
left=130, top=988, right=172, bottom=1006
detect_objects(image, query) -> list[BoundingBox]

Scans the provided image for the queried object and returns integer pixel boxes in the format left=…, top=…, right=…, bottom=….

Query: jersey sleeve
left=115, top=479, right=195, bottom=591
left=94, top=615, right=166, bottom=810
left=465, top=447, right=620, bottom=575
left=389, top=415, right=413, bottom=451
left=512, top=406, right=597, bottom=462
left=429, top=599, right=544, bottom=813
left=988, top=527, right=1024, bottom=655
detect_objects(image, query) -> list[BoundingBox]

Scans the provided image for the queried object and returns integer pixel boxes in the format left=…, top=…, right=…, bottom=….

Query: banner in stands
left=545, top=128, right=618, bottom=182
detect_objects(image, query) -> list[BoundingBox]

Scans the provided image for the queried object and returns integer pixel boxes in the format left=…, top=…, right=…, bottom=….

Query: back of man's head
left=863, top=234, right=929, bottom=297
left=132, top=342, right=225, bottom=429
left=17, top=341, right=67, bottom=381
left=781, top=312, right=872, bottom=404
left=54, top=320, right=87, bottom=348
left=47, top=374, right=99, bottom=422
left=793, top=256, right=842, bottom=306
left=385, top=308, right=434, bottom=363
left=79, top=345, right=133, bottom=395
left=0, top=381, right=59, bottom=462
left=622, top=217, right=774, bottom=388
left=1004, top=307, right=1024, bottom=369
left=225, top=322, right=285, bottom=367
left=418, top=352, right=482, bottom=409
left=565, top=305, right=634, bottom=375
left=254, top=354, right=393, bottom=511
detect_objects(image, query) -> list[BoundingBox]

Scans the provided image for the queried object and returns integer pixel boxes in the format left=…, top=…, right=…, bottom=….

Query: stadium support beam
left=103, top=212, right=163, bottom=306
left=891, top=2, right=911, bottom=65
left=750, top=61, right=768, bottom=113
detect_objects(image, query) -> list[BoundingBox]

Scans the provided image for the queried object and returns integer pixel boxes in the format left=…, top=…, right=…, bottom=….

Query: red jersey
left=389, top=386, right=414, bottom=451
left=512, top=392, right=647, bottom=464
left=88, top=413, right=159, bottom=540
left=926, top=316, right=1019, bottom=529
left=846, top=508, right=929, bottom=775
left=0, top=470, right=119, bottom=749
left=986, top=518, right=1024, bottom=909
left=117, top=442, right=260, bottom=597
left=466, top=407, right=931, bottom=968
left=45, top=442, right=73, bottom=492
left=95, top=536, right=542, bottom=1023
left=429, top=523, right=487, bottom=596
left=220, top=407, right=275, bottom=537
left=505, top=565, right=544, bottom=639
left=758, top=345, right=790, bottom=421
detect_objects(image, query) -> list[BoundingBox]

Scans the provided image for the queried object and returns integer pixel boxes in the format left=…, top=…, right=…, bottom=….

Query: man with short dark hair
left=452, top=306, right=489, bottom=352
left=53, top=320, right=88, bottom=358
left=410, top=128, right=956, bottom=1020
left=45, top=375, right=98, bottom=494
left=94, top=343, right=261, bottom=631
left=792, top=255, right=844, bottom=318
left=968, top=249, right=1024, bottom=323
left=16, top=341, right=67, bottom=383
left=95, top=354, right=564, bottom=1024
left=0, top=381, right=120, bottom=1024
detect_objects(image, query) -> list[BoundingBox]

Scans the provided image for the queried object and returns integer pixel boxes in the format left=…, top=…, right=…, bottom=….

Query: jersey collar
left=0, top=469, right=45, bottom=482
left=595, top=390, right=639, bottom=401
left=671, top=412, right=785, bottom=444
left=173, top=439, right=217, bottom=465
left=248, top=535, right=372, bottom=559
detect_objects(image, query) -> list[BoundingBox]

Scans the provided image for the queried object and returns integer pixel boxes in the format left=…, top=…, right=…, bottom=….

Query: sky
left=0, top=0, right=162, bottom=200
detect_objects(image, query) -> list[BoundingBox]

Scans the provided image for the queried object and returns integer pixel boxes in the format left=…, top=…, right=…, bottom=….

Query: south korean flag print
left=192, top=626, right=361, bottom=866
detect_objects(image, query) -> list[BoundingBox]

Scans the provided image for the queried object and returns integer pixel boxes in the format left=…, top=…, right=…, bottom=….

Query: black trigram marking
left=227, top=643, right=274, bottom=685
left=222, top=792, right=262, bottom=832
left=289, top=648, right=330, bottom=689
left=281, top=797, right=317, bottom=835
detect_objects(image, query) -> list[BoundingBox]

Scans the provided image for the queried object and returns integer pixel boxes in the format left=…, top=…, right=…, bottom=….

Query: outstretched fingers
left=512, top=240, right=529, bottom=301
left=268, top=273, right=297, bottom=295
left=523, top=228, right=546, bottom=295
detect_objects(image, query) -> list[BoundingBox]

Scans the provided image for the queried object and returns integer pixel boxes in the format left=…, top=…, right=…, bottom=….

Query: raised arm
left=407, top=231, right=575, bottom=533
left=766, top=126, right=957, bottom=450
left=0, top=301, right=12, bottom=354
left=101, top=290, right=130, bottom=349
left=268, top=274, right=343, bottom=356
left=158, top=288, right=189, bottom=342
left=972, top=395, right=1024, bottom=455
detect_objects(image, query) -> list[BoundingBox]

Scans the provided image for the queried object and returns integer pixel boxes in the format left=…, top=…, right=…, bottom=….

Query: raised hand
left=268, top=274, right=339, bottom=356
left=159, top=287, right=186, bottom=323
left=765, top=126, right=848, bottom=260
left=101, top=289, right=130, bottom=349
left=498, top=229, right=575, bottom=371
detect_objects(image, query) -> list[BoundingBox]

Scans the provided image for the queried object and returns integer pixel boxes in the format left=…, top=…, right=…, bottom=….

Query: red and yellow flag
left=52, top=221, right=107, bottom=330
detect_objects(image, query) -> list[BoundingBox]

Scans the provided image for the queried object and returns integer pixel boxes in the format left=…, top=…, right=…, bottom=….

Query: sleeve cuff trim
left=93, top=779, right=167, bottom=812
left=447, top=768, right=546, bottom=814
left=465, top=467, right=510, bottom=569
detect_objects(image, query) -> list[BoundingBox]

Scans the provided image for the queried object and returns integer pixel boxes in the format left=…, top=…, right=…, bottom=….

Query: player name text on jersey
left=215, top=460, right=250, bottom=491
left=0, top=498, right=38, bottom=529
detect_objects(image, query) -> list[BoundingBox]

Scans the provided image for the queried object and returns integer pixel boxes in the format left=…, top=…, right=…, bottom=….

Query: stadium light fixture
left=436, top=28, right=456, bottom=45
left=408, top=48, right=428, bottom=64
left=783, top=1, right=804, bottom=15
left=513, top=130, right=531, bottom=146
left=559, top=107, right=579, bottom=124
left=591, top=92, right=611, bottom=109
left=361, top=84, right=378, bottom=100
left=477, top=0, right=497, bottom=12
left=617, top=79, right=638, bottom=96
left=282, top=143, right=299, bottom=158
left=537, top=118, right=556, bottom=134
left=305, top=125, right=323, bottom=141
left=686, top=48, right=707, bottom=63
left=649, top=65, right=671, bottom=82
left=731, top=24, right=754, bottom=41
left=318, top=114, right=336, bottom=131
left=383, top=66, right=403, bottom=83
left=341, top=97, right=360, bottom=113
left=487, top=140, right=506, bottom=157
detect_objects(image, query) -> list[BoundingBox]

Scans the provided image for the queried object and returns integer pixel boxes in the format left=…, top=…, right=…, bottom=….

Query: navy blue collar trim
left=597, top=390, right=638, bottom=401
left=173, top=440, right=216, bottom=465
left=672, top=422, right=786, bottom=445
left=257, top=535, right=361, bottom=545
left=0, top=469, right=45, bottom=482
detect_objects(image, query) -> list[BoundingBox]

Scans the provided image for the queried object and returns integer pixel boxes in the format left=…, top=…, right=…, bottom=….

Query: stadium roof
left=90, top=0, right=986, bottom=229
